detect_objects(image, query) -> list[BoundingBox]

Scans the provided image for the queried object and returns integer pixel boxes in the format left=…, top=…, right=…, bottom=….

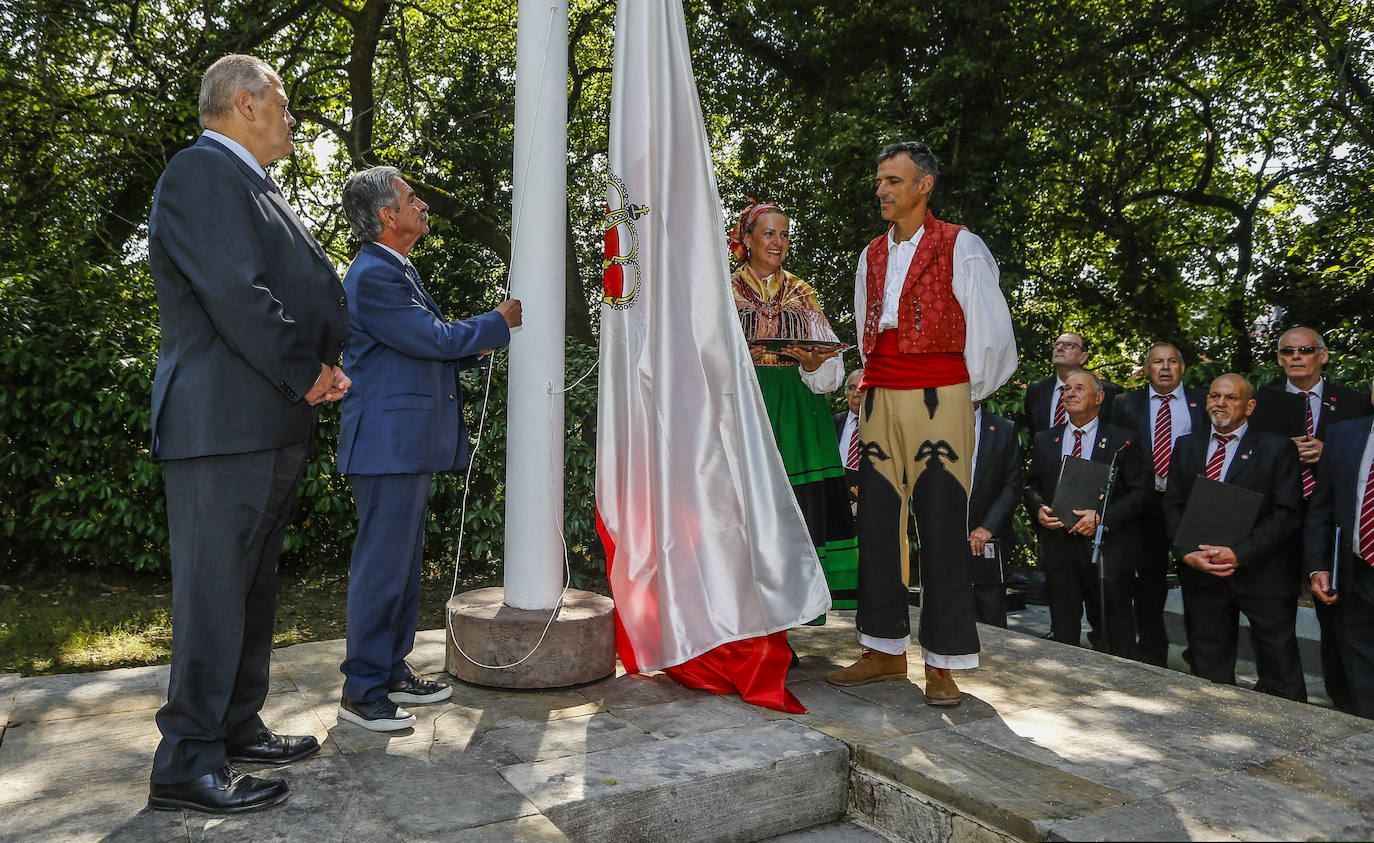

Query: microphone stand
left=1090, top=444, right=1129, bottom=655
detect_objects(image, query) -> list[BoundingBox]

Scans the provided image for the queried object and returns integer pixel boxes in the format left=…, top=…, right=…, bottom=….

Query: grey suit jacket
left=148, top=136, right=348, bottom=459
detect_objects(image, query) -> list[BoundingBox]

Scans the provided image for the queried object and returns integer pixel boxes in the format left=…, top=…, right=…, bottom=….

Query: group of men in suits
left=146, top=55, right=522, bottom=814
left=1023, top=330, right=1373, bottom=713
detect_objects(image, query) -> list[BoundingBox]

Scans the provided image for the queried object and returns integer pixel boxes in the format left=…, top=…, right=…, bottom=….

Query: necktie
left=1205, top=433, right=1234, bottom=480
left=845, top=417, right=860, bottom=470
left=1152, top=394, right=1174, bottom=478
left=1071, top=428, right=1084, bottom=458
left=1359, top=454, right=1374, bottom=562
left=1299, top=391, right=1316, bottom=498
left=1053, top=385, right=1067, bottom=428
left=264, top=173, right=281, bottom=194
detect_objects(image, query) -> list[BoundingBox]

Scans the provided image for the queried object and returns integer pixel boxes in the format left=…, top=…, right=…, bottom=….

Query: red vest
left=861, top=211, right=967, bottom=356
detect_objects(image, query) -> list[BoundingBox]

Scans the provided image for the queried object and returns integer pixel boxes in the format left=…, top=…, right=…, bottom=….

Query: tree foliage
left=2, top=0, right=1372, bottom=577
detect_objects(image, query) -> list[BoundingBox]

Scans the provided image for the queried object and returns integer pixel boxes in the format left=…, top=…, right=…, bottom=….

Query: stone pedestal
left=445, top=587, right=615, bottom=688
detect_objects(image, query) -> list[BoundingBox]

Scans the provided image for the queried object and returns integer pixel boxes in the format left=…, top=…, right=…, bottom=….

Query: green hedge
left=1, top=262, right=606, bottom=590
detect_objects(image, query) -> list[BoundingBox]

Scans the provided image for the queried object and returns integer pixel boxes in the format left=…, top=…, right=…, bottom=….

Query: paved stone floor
left=2, top=604, right=1371, bottom=842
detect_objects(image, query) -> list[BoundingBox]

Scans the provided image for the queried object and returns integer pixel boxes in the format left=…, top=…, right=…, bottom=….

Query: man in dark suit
left=1164, top=374, right=1306, bottom=701
left=1024, top=371, right=1151, bottom=656
left=1304, top=389, right=1374, bottom=719
left=146, top=55, right=350, bottom=813
left=1253, top=327, right=1373, bottom=711
left=1112, top=343, right=1208, bottom=666
left=336, top=166, right=520, bottom=730
left=968, top=403, right=1023, bottom=627
left=835, top=368, right=864, bottom=507
left=1024, top=332, right=1122, bottom=436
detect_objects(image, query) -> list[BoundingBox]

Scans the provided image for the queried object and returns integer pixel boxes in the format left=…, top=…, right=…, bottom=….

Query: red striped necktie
left=1205, top=433, right=1234, bottom=480
left=1359, top=454, right=1374, bottom=563
left=1053, top=385, right=1067, bottom=428
left=845, top=417, right=860, bottom=470
left=1299, top=391, right=1316, bottom=498
left=1071, top=428, right=1084, bottom=458
left=1152, top=394, right=1174, bottom=478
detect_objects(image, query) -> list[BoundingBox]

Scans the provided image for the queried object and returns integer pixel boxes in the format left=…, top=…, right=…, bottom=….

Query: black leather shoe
left=387, top=673, right=453, bottom=705
left=338, top=695, right=416, bottom=732
left=148, top=765, right=289, bottom=814
left=228, top=728, right=321, bottom=765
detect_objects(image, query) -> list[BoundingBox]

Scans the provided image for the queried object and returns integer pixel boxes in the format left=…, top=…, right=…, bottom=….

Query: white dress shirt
left=838, top=411, right=860, bottom=465
left=1356, top=421, right=1374, bottom=557
left=201, top=129, right=266, bottom=181
left=1046, top=377, right=1072, bottom=432
left=1285, top=379, right=1325, bottom=431
left=852, top=226, right=1016, bottom=401
left=1206, top=422, right=1249, bottom=480
left=971, top=404, right=985, bottom=481
left=1148, top=384, right=1193, bottom=491
left=1060, top=415, right=1100, bottom=460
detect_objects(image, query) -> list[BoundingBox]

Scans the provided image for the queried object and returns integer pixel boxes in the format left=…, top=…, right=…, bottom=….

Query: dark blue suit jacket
left=148, top=136, right=348, bottom=458
left=337, top=243, right=511, bottom=475
left=1304, top=416, right=1374, bottom=580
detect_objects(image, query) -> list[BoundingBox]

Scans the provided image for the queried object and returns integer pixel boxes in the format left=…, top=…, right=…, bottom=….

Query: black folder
left=1172, top=475, right=1263, bottom=559
left=1050, top=455, right=1111, bottom=524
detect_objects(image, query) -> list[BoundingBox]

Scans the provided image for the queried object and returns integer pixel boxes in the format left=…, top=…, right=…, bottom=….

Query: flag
left=595, top=0, right=831, bottom=713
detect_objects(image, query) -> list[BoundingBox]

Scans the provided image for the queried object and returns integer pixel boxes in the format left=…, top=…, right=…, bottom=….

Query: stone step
left=498, top=719, right=850, bottom=842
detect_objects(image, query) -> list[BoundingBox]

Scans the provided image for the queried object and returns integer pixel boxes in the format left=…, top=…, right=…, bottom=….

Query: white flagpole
left=505, top=0, right=568, bottom=610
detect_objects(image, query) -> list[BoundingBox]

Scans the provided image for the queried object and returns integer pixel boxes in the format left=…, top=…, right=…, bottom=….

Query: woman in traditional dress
left=729, top=200, right=860, bottom=611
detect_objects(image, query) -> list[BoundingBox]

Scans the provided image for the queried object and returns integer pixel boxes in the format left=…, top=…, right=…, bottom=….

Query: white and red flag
left=594, top=0, right=831, bottom=713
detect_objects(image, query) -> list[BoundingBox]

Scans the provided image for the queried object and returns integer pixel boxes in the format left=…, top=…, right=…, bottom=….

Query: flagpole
left=445, top=0, right=615, bottom=688
left=504, top=0, right=568, bottom=611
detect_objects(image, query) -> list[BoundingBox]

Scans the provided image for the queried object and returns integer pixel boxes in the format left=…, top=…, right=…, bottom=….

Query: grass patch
left=0, top=564, right=499, bottom=676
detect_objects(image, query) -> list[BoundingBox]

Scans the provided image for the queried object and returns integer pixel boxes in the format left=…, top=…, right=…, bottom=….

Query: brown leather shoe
left=825, top=649, right=908, bottom=686
left=923, top=665, right=962, bottom=706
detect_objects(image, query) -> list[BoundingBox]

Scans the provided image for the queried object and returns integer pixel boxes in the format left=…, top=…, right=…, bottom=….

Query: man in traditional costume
left=826, top=142, right=1016, bottom=705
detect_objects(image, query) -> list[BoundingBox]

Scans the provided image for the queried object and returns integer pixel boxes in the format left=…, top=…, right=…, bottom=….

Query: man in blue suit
left=1304, top=382, right=1374, bottom=718
left=336, top=166, right=521, bottom=731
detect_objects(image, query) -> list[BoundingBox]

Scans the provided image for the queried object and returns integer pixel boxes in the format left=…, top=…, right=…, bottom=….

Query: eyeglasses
left=1278, top=345, right=1320, bottom=356
left=1054, top=341, right=1083, bottom=350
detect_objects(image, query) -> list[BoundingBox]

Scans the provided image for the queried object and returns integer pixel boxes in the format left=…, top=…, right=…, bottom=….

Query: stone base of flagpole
left=444, top=587, right=616, bottom=688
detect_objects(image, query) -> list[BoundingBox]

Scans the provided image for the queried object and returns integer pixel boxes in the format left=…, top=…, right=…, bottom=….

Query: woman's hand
left=781, top=344, right=838, bottom=372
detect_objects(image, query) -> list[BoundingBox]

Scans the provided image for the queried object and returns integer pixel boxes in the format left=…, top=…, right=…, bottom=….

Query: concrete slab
left=857, top=728, right=1137, bottom=841
left=181, top=755, right=396, bottom=842
left=612, top=694, right=769, bottom=740
left=9, top=664, right=166, bottom=724
left=440, top=814, right=570, bottom=841
left=784, top=679, right=977, bottom=746
left=483, top=711, right=652, bottom=763
left=2, top=780, right=187, bottom=842
left=345, top=740, right=542, bottom=835
left=318, top=698, right=470, bottom=755
left=0, top=707, right=160, bottom=804
left=500, top=720, right=848, bottom=842
left=573, top=670, right=710, bottom=711
left=445, top=682, right=602, bottom=732
left=849, top=768, right=1018, bottom=843
left=762, top=819, right=890, bottom=842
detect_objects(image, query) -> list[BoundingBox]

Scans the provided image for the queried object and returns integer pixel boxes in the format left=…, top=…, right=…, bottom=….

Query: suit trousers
left=153, top=441, right=309, bottom=783
left=855, top=383, right=977, bottom=658
left=1343, top=558, right=1374, bottom=719
left=1042, top=537, right=1135, bottom=658
left=1133, top=493, right=1172, bottom=666
left=1314, top=599, right=1352, bottom=712
left=1180, top=579, right=1307, bottom=702
left=341, top=473, right=432, bottom=703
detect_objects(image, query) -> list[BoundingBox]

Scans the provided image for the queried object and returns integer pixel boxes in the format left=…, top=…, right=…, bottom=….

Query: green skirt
left=754, top=366, right=859, bottom=610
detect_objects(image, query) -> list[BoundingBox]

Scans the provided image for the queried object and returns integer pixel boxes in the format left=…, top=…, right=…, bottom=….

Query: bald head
left=1206, top=373, right=1255, bottom=434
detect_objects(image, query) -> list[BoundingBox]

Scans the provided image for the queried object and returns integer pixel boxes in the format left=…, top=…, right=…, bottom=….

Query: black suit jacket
left=148, top=136, right=348, bottom=459
left=1252, top=379, right=1374, bottom=441
left=1163, top=426, right=1303, bottom=598
left=1024, top=420, right=1152, bottom=572
left=1025, top=375, right=1123, bottom=436
left=1303, top=417, right=1374, bottom=582
left=970, top=412, right=1022, bottom=582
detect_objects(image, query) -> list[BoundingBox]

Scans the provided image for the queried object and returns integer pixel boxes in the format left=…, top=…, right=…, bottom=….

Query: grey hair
left=1279, top=326, right=1327, bottom=350
left=198, top=54, right=275, bottom=128
left=878, top=142, right=939, bottom=187
left=845, top=368, right=864, bottom=386
left=1140, top=342, right=1183, bottom=367
left=341, top=166, right=404, bottom=242
left=1063, top=369, right=1103, bottom=393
